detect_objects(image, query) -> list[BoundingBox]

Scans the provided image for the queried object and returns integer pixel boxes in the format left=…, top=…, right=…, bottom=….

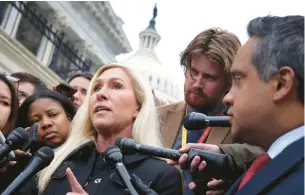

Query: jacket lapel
left=46, top=142, right=96, bottom=194
left=235, top=138, right=304, bottom=195
left=225, top=174, right=244, bottom=195
left=206, top=111, right=231, bottom=144
left=161, top=102, right=186, bottom=148
left=206, top=126, right=231, bottom=144
left=110, top=154, right=153, bottom=188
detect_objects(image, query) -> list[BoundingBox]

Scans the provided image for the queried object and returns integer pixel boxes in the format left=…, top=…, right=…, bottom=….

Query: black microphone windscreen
left=9, top=127, right=30, bottom=141
left=104, top=146, right=123, bottom=164
left=115, top=137, right=124, bottom=148
left=1, top=146, right=54, bottom=195
left=115, top=137, right=138, bottom=153
left=36, top=146, right=54, bottom=162
left=183, top=112, right=230, bottom=130
left=182, top=112, right=192, bottom=126
left=6, top=127, right=31, bottom=150
left=182, top=112, right=208, bottom=130
left=104, top=145, right=120, bottom=155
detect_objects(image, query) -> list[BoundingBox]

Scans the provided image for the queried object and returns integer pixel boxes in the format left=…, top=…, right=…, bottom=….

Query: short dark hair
left=67, top=72, right=93, bottom=83
left=0, top=74, right=19, bottom=136
left=11, top=72, right=47, bottom=91
left=247, top=15, right=304, bottom=103
left=17, top=89, right=76, bottom=128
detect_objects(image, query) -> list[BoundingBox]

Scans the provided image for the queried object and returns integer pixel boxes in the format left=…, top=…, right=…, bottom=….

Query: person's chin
left=73, top=103, right=80, bottom=110
left=186, top=97, right=206, bottom=108
left=93, top=122, right=113, bottom=132
left=231, top=127, right=240, bottom=140
left=231, top=125, right=250, bottom=143
left=45, top=138, right=61, bottom=147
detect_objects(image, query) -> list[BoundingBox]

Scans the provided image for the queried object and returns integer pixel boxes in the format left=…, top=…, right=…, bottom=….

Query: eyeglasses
left=6, top=75, right=19, bottom=90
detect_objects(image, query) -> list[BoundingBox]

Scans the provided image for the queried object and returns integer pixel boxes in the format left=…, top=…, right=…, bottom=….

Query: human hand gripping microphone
left=115, top=138, right=233, bottom=179
left=183, top=112, right=231, bottom=130
left=2, top=146, right=54, bottom=195
left=0, top=128, right=30, bottom=161
left=104, top=146, right=139, bottom=195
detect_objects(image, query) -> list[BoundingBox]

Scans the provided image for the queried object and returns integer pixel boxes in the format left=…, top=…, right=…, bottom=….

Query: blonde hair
left=37, top=64, right=163, bottom=192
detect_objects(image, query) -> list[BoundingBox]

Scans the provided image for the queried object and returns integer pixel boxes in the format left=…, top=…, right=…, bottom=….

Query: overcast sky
left=110, top=0, right=304, bottom=84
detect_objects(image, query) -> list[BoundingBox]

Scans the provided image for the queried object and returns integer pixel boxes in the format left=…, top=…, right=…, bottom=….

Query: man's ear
left=272, top=66, right=296, bottom=102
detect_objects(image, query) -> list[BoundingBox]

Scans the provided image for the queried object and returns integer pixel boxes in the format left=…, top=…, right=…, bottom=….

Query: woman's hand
left=66, top=168, right=88, bottom=195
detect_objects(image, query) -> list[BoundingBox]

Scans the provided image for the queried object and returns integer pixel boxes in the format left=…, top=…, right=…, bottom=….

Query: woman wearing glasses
left=0, top=74, right=19, bottom=136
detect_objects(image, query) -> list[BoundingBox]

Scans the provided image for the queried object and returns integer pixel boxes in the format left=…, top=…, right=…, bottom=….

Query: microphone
left=0, top=128, right=30, bottom=160
left=183, top=112, right=231, bottom=130
left=115, top=138, right=232, bottom=179
left=116, top=137, right=181, bottom=160
left=104, top=146, right=139, bottom=195
left=2, top=146, right=54, bottom=195
left=0, top=131, right=15, bottom=162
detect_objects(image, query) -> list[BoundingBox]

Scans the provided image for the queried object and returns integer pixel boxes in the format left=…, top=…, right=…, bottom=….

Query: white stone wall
left=35, top=1, right=131, bottom=67
left=0, top=1, right=131, bottom=82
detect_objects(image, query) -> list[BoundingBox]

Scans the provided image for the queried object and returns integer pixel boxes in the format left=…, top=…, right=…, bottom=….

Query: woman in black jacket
left=0, top=90, right=76, bottom=193
left=17, top=89, right=76, bottom=152
left=21, top=64, right=183, bottom=195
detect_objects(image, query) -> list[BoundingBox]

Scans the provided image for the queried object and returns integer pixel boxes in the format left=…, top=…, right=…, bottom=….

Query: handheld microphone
left=104, top=146, right=139, bottom=195
left=2, top=146, right=54, bottom=195
left=22, top=123, right=40, bottom=151
left=0, top=128, right=30, bottom=160
left=0, top=131, right=15, bottom=161
left=183, top=112, right=231, bottom=130
left=115, top=138, right=232, bottom=179
left=116, top=137, right=181, bottom=160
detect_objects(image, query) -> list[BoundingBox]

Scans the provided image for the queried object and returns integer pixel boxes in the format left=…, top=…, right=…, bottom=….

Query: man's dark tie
left=238, top=153, right=271, bottom=190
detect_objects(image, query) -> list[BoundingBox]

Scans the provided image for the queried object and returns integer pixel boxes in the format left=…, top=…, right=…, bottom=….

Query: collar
left=187, top=103, right=225, bottom=116
left=68, top=141, right=150, bottom=164
left=268, top=125, right=304, bottom=159
left=123, top=153, right=150, bottom=164
left=52, top=141, right=150, bottom=179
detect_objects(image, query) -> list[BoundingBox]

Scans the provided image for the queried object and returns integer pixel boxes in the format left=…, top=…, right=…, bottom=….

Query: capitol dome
left=119, top=5, right=184, bottom=103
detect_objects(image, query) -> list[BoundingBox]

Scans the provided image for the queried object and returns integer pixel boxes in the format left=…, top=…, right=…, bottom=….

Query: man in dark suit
left=222, top=15, right=304, bottom=195
left=160, top=28, right=264, bottom=194
left=179, top=15, right=304, bottom=195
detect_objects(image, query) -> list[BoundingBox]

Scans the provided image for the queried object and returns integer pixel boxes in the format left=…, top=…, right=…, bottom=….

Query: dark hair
left=247, top=15, right=304, bottom=103
left=11, top=72, right=47, bottom=91
left=67, top=72, right=93, bottom=83
left=180, top=28, right=241, bottom=86
left=17, top=89, right=76, bottom=128
left=0, top=74, right=19, bottom=136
